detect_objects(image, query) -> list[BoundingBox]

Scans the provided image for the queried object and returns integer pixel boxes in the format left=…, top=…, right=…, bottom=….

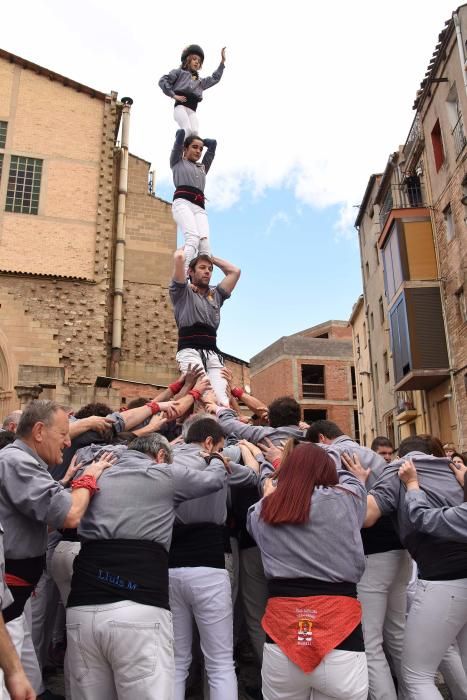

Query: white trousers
left=51, top=540, right=82, bottom=699
left=172, top=198, right=210, bottom=271
left=406, top=560, right=467, bottom=698
left=174, top=105, right=199, bottom=137
left=239, top=546, right=268, bottom=663
left=357, top=549, right=411, bottom=699
left=66, top=600, right=174, bottom=700
left=262, top=643, right=368, bottom=700
left=169, top=567, right=237, bottom=700
left=402, top=578, right=467, bottom=699
left=30, top=546, right=61, bottom=670
left=2, top=604, right=44, bottom=699
left=50, top=540, right=81, bottom=607
left=176, top=347, right=229, bottom=407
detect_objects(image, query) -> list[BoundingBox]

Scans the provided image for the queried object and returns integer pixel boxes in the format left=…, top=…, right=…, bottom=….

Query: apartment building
left=351, top=4, right=467, bottom=449
left=250, top=321, right=358, bottom=437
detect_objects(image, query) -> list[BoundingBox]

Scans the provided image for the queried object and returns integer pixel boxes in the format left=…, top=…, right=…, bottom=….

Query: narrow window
left=0, top=121, right=7, bottom=149
left=351, top=366, right=357, bottom=400
left=443, top=204, right=455, bottom=242
left=379, top=297, right=385, bottom=325
left=431, top=119, right=445, bottom=172
left=383, top=351, right=390, bottom=383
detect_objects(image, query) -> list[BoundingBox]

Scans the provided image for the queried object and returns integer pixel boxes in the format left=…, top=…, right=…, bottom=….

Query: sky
left=1, top=0, right=458, bottom=361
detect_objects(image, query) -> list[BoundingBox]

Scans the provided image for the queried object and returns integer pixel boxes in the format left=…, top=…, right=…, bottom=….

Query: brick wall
left=0, top=59, right=118, bottom=411
left=0, top=59, right=113, bottom=279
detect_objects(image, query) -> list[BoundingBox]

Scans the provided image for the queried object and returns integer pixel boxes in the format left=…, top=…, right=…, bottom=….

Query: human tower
left=159, top=45, right=239, bottom=409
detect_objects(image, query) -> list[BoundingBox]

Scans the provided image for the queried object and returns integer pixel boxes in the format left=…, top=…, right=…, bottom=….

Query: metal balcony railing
left=403, top=114, right=424, bottom=165
left=396, top=391, right=414, bottom=414
left=452, top=114, right=467, bottom=159
left=379, top=177, right=425, bottom=229
left=302, top=383, right=325, bottom=399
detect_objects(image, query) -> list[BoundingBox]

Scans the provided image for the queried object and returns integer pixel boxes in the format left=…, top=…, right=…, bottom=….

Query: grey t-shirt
left=0, top=440, right=72, bottom=558
left=169, top=280, right=230, bottom=330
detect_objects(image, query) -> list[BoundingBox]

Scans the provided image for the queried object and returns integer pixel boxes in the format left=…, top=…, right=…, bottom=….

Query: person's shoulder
left=169, top=279, right=189, bottom=292
left=0, top=441, right=37, bottom=465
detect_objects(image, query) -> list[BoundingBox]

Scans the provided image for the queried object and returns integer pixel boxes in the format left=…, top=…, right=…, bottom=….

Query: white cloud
left=1, top=0, right=456, bottom=232
left=334, top=202, right=359, bottom=243
left=265, top=211, right=290, bottom=237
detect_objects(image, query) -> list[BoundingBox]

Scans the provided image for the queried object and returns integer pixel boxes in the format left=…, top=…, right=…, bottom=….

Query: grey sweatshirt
left=159, top=63, right=224, bottom=102
left=247, top=470, right=366, bottom=582
left=77, top=448, right=227, bottom=551
left=172, top=442, right=259, bottom=526
left=170, top=129, right=217, bottom=191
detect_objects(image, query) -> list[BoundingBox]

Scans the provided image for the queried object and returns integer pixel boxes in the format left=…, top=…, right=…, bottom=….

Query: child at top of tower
left=170, top=129, right=217, bottom=273
left=159, top=45, right=226, bottom=136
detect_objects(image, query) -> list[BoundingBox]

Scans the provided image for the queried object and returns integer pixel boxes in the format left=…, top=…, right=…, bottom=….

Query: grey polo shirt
left=169, top=280, right=230, bottom=330
left=0, top=440, right=72, bottom=559
left=247, top=470, right=366, bottom=582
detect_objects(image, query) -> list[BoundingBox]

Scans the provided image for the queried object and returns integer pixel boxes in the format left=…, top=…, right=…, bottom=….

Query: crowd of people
left=0, top=44, right=466, bottom=700
left=0, top=303, right=466, bottom=700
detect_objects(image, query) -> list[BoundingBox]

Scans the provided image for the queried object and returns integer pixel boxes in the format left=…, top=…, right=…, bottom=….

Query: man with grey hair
left=0, top=400, right=114, bottom=699
left=65, top=430, right=229, bottom=700
left=1, top=412, right=22, bottom=434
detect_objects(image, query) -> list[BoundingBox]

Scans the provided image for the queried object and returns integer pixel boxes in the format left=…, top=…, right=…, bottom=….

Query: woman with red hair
left=247, top=442, right=368, bottom=700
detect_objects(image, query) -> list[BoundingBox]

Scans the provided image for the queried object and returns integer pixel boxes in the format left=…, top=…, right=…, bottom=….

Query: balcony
left=302, top=383, right=325, bottom=399
left=395, top=392, right=418, bottom=423
left=379, top=177, right=425, bottom=230
left=452, top=113, right=467, bottom=159
left=390, top=287, right=450, bottom=392
left=403, top=114, right=424, bottom=172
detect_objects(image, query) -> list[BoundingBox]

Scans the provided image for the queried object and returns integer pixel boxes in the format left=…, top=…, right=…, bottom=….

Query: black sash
left=174, top=93, right=200, bottom=112
left=68, top=539, right=169, bottom=610
left=169, top=523, right=225, bottom=569
left=173, top=185, right=205, bottom=209
left=3, top=555, right=46, bottom=623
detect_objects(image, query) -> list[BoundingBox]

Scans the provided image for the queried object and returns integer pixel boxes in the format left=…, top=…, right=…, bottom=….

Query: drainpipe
left=453, top=12, right=467, bottom=93
left=111, top=97, right=133, bottom=377
left=365, top=306, right=380, bottom=438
